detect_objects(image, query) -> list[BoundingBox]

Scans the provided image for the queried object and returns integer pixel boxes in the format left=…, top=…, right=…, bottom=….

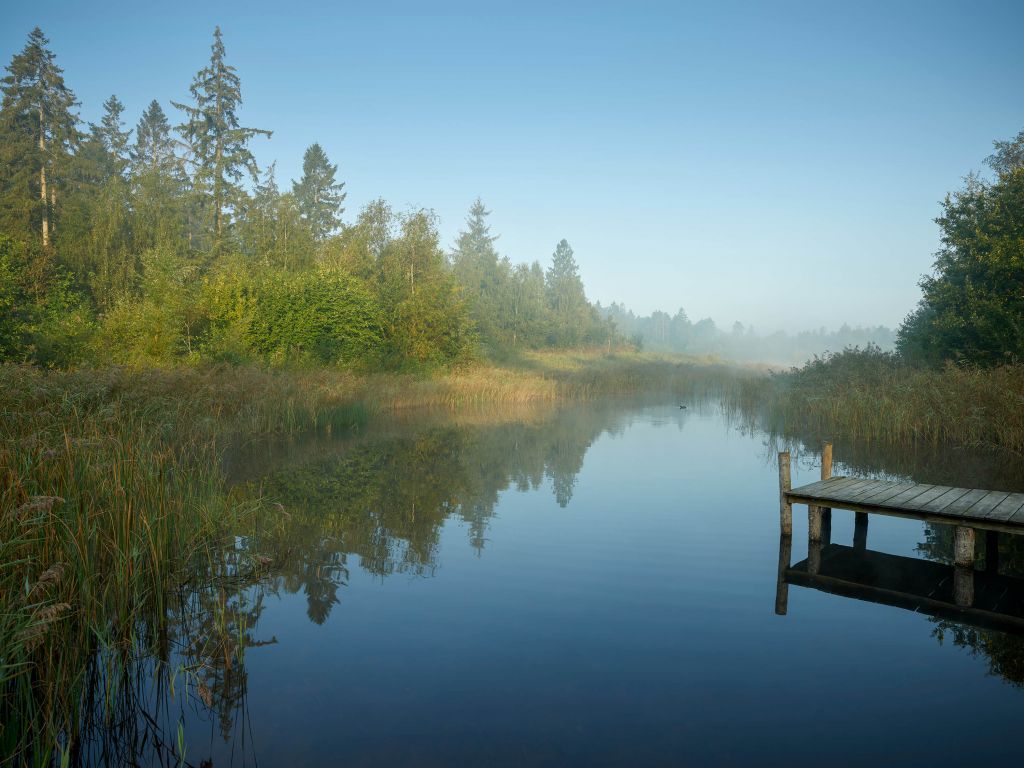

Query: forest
left=0, top=27, right=615, bottom=370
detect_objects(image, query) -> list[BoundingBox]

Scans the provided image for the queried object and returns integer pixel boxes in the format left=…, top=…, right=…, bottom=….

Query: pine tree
left=292, top=143, right=345, bottom=240
left=172, top=26, right=270, bottom=253
left=0, top=27, right=80, bottom=248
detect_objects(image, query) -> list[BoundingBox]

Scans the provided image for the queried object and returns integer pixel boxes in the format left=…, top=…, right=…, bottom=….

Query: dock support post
left=954, top=526, right=975, bottom=568
left=986, top=530, right=999, bottom=574
left=853, top=513, right=868, bottom=551
left=820, top=443, right=832, bottom=546
left=775, top=534, right=792, bottom=616
left=808, top=503, right=822, bottom=542
left=779, top=452, right=792, bottom=536
left=808, top=538, right=821, bottom=576
left=954, top=567, right=974, bottom=608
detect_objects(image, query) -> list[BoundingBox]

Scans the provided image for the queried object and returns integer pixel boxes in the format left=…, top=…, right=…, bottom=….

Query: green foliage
left=242, top=269, right=384, bottom=365
left=292, top=143, right=345, bottom=240
left=0, top=27, right=80, bottom=247
left=172, top=26, right=271, bottom=252
left=0, top=27, right=613, bottom=372
left=897, top=133, right=1024, bottom=366
left=0, top=234, right=92, bottom=364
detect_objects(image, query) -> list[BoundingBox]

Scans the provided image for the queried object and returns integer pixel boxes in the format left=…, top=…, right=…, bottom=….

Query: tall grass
left=0, top=352, right=751, bottom=764
left=730, top=346, right=1024, bottom=455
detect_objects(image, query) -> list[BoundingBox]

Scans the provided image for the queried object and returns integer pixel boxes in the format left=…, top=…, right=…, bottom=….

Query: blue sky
left=3, top=0, right=1022, bottom=331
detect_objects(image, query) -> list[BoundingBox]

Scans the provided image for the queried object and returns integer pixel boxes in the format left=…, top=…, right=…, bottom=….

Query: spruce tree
left=0, top=27, right=80, bottom=248
left=132, top=100, right=187, bottom=253
left=95, top=94, right=131, bottom=176
left=451, top=198, right=510, bottom=347
left=132, top=100, right=176, bottom=174
left=546, top=239, right=590, bottom=346
left=172, top=26, right=270, bottom=253
left=292, top=143, right=345, bottom=240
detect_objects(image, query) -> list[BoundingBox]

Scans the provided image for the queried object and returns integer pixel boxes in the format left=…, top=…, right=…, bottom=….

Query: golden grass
left=0, top=350, right=752, bottom=763
left=731, top=348, right=1024, bottom=454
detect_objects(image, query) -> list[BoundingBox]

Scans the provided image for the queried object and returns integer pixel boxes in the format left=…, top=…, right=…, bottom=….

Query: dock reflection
left=775, top=535, right=1024, bottom=636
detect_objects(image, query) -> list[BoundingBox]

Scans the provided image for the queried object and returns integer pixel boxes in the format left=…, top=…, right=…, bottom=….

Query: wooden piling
left=820, top=442, right=833, bottom=542
left=954, top=526, right=975, bottom=568
left=954, top=566, right=974, bottom=608
left=986, top=530, right=999, bottom=574
left=779, top=451, right=792, bottom=536
left=775, top=534, right=792, bottom=616
left=853, top=512, right=868, bottom=550
left=808, top=538, right=821, bottom=576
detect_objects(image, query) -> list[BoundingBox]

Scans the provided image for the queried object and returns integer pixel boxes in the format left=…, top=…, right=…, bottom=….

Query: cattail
left=28, top=563, right=65, bottom=600
left=13, top=496, right=64, bottom=518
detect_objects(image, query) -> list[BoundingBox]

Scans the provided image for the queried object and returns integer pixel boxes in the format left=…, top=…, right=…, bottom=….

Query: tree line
left=0, top=27, right=613, bottom=368
left=600, top=303, right=896, bottom=365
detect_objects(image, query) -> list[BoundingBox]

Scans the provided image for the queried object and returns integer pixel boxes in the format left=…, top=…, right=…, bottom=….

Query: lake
left=97, top=396, right=1024, bottom=766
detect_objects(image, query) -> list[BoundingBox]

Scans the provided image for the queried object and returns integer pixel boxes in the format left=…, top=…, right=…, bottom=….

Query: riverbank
left=730, top=347, right=1024, bottom=456
left=0, top=350, right=752, bottom=761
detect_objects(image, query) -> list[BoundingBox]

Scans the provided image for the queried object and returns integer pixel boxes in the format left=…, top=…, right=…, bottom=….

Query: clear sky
left=3, top=0, right=1023, bottom=332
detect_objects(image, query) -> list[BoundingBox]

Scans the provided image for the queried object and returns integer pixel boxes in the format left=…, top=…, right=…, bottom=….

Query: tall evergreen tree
left=131, top=100, right=187, bottom=254
left=0, top=27, right=79, bottom=248
left=94, top=94, right=131, bottom=176
left=132, top=100, right=176, bottom=173
left=545, top=239, right=591, bottom=346
left=61, top=94, right=134, bottom=300
left=292, top=143, right=345, bottom=240
left=172, top=26, right=270, bottom=253
left=451, top=198, right=510, bottom=347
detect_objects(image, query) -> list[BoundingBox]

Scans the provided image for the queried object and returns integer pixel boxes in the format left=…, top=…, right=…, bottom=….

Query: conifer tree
left=95, top=94, right=131, bottom=177
left=451, top=198, right=510, bottom=347
left=292, top=143, right=345, bottom=240
left=172, top=26, right=270, bottom=253
left=0, top=27, right=79, bottom=247
left=545, top=239, right=590, bottom=346
left=132, top=100, right=176, bottom=174
left=132, top=100, right=187, bottom=254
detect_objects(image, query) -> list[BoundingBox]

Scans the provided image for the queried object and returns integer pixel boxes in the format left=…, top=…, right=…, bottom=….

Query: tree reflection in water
left=69, top=401, right=645, bottom=766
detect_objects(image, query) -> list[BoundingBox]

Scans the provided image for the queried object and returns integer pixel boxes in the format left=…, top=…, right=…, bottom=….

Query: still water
left=135, top=398, right=1024, bottom=766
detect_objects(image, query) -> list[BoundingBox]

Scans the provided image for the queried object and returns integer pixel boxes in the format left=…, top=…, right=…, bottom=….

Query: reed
left=730, top=346, right=1024, bottom=455
left=0, top=351, right=751, bottom=764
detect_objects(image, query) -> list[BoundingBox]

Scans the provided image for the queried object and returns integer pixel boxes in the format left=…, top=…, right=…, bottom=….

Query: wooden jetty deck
left=786, top=476, right=1024, bottom=534
left=775, top=444, right=1024, bottom=618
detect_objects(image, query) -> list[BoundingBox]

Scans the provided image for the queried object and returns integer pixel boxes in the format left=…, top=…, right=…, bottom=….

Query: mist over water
left=77, top=397, right=1024, bottom=766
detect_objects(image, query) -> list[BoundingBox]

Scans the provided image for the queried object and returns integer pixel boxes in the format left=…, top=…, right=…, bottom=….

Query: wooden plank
left=941, top=488, right=990, bottom=517
left=977, top=493, right=1024, bottom=522
left=921, top=487, right=973, bottom=514
left=878, top=484, right=935, bottom=509
left=844, top=479, right=899, bottom=502
left=782, top=492, right=1024, bottom=535
left=858, top=482, right=918, bottom=505
left=790, top=476, right=857, bottom=499
left=964, top=491, right=1011, bottom=521
left=823, top=478, right=882, bottom=500
left=903, top=485, right=959, bottom=511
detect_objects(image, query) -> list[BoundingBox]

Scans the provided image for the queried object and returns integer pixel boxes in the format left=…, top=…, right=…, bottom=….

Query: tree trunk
left=39, top=106, right=49, bottom=248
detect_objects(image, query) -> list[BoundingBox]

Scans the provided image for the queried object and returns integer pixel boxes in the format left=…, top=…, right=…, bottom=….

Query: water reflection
left=67, top=397, right=1024, bottom=766
left=71, top=400, right=691, bottom=766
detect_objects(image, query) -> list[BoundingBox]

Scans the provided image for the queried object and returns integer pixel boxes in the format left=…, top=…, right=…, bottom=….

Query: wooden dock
left=787, top=476, right=1024, bottom=534
left=775, top=444, right=1024, bottom=618
left=781, top=542, right=1024, bottom=636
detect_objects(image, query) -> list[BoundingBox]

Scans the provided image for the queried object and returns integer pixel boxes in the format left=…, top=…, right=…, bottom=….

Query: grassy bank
left=731, top=347, right=1024, bottom=455
left=0, top=350, right=750, bottom=764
